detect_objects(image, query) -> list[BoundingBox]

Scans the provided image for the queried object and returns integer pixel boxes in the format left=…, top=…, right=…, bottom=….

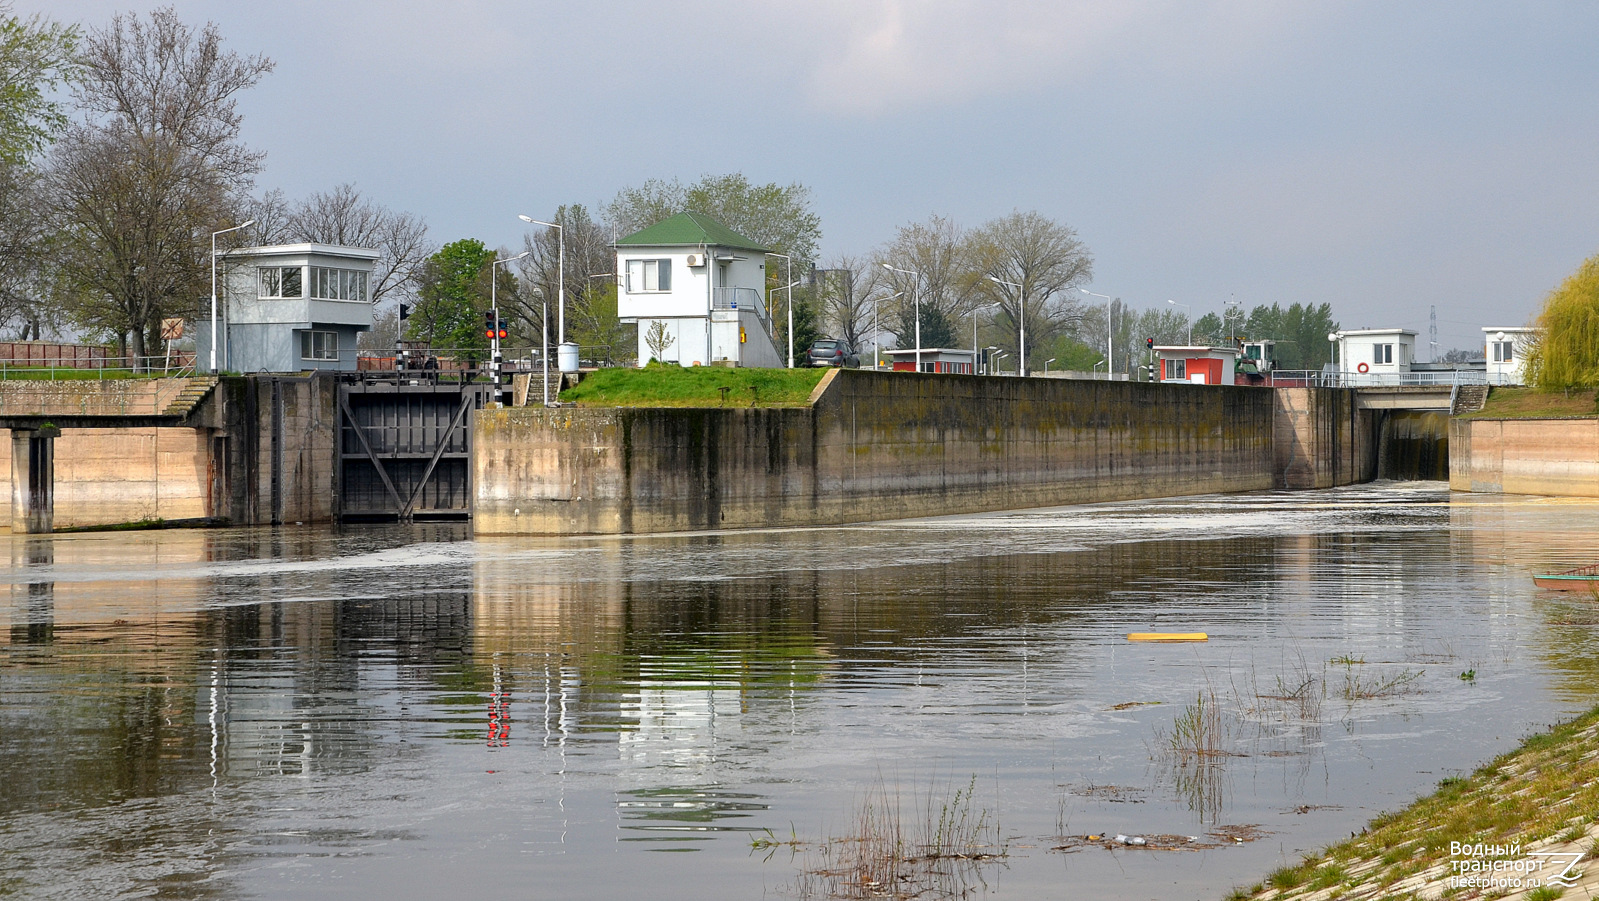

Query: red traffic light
left=497, top=329, right=507, bottom=339
left=485, top=329, right=496, bottom=339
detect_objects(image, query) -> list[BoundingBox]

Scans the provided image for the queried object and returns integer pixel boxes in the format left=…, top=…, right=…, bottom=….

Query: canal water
left=5, top=484, right=1599, bottom=900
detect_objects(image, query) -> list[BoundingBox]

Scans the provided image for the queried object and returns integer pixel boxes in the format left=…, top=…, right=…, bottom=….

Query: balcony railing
left=712, top=287, right=770, bottom=326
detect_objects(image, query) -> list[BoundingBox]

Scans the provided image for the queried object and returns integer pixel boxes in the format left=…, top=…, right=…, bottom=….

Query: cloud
left=792, top=0, right=1324, bottom=115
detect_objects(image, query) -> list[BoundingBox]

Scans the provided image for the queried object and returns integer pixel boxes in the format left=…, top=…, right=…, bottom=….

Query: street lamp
left=1328, top=332, right=1340, bottom=384
left=1224, top=298, right=1243, bottom=343
left=211, top=219, right=255, bottom=373
left=490, top=251, right=531, bottom=404
left=768, top=252, right=794, bottom=367
left=1045, top=357, right=1057, bottom=374
left=882, top=263, right=921, bottom=372
left=972, top=302, right=1000, bottom=374
left=1167, top=299, right=1192, bottom=345
left=1079, top=288, right=1115, bottom=380
left=988, top=276, right=1027, bottom=376
left=518, top=215, right=569, bottom=370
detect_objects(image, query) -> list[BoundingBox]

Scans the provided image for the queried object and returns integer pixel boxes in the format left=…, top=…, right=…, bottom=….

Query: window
left=311, top=267, right=369, bottom=302
left=625, top=259, right=671, bottom=292
left=300, top=330, right=338, bottom=361
left=1168, top=359, right=1186, bottom=379
left=258, top=266, right=303, bottom=298
left=1493, top=340, right=1514, bottom=363
left=1374, top=344, right=1394, bottom=365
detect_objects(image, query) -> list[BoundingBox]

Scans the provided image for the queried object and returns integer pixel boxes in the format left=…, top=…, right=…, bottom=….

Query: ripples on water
left=4, top=483, right=1599, bottom=899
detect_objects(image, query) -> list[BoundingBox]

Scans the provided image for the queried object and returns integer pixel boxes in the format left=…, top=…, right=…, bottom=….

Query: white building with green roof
left=615, top=211, right=783, bottom=368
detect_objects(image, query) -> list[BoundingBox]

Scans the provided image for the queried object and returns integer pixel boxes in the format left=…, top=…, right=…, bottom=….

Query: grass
left=1233, top=704, right=1599, bottom=899
left=785, top=775, right=1007, bottom=900
left=1464, top=386, right=1599, bottom=419
left=560, top=364, right=828, bottom=408
left=0, top=367, right=188, bottom=381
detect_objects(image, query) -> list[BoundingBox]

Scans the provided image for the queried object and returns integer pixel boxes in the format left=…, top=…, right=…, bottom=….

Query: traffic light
left=1145, top=337, right=1154, bottom=350
left=398, top=302, right=411, bottom=321
left=484, top=310, right=497, bottom=339
left=496, top=319, right=508, bottom=340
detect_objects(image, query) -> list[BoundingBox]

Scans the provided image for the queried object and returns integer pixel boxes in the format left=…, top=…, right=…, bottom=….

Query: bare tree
left=875, top=215, right=974, bottom=348
left=814, top=254, right=881, bottom=352
left=45, top=7, right=271, bottom=361
left=510, top=204, right=614, bottom=350
left=966, top=210, right=1093, bottom=375
left=285, top=183, right=430, bottom=303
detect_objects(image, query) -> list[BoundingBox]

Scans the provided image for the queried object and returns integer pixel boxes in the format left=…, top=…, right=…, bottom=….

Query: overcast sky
left=33, top=1, right=1599, bottom=353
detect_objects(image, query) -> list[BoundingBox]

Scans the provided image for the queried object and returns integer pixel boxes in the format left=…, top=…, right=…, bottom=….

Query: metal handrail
left=1267, top=369, right=1514, bottom=388
left=0, top=354, right=198, bottom=381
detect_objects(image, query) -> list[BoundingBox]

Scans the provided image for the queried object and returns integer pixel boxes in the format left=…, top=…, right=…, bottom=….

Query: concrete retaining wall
left=1449, top=417, right=1599, bottom=496
left=1272, top=387, right=1377, bottom=489
left=476, top=370, right=1282, bottom=536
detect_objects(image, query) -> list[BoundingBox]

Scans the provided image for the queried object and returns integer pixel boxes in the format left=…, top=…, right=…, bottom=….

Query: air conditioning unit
left=685, top=253, right=705, bottom=267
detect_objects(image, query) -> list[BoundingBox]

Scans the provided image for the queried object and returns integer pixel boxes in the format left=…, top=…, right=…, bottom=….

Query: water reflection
left=3, top=487, right=1599, bottom=899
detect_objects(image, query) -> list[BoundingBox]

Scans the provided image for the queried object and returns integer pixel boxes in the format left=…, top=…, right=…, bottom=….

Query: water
left=5, top=483, right=1599, bottom=900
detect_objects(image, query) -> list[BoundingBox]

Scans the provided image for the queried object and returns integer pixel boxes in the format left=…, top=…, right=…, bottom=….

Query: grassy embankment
left=1229, top=704, right=1599, bottom=900
left=560, top=365, right=828, bottom=408
left=1464, top=386, right=1598, bottom=419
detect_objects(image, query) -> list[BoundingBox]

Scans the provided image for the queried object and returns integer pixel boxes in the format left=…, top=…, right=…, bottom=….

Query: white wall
left=1339, top=332, right=1415, bottom=374
left=1484, top=328, right=1533, bottom=385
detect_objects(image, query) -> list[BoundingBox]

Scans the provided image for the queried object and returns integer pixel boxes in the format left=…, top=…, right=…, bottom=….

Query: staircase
left=1451, top=384, right=1489, bottom=415
left=161, top=376, right=220, bottom=418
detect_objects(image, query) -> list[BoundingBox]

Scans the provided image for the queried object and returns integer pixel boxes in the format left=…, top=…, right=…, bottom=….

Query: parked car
left=806, top=338, right=860, bottom=368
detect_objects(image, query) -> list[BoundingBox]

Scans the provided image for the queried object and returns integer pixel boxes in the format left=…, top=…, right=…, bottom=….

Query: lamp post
left=1045, top=357, right=1057, bottom=374
left=490, top=251, right=531, bottom=404
left=988, top=276, right=1027, bottom=376
left=1079, top=288, right=1115, bottom=380
left=1328, top=332, right=1340, bottom=386
left=882, top=264, right=921, bottom=372
left=1224, top=298, right=1243, bottom=343
left=211, top=219, right=255, bottom=373
left=767, top=252, right=794, bottom=367
left=518, top=215, right=569, bottom=370
left=1167, top=299, right=1192, bottom=345
left=972, top=302, right=999, bottom=375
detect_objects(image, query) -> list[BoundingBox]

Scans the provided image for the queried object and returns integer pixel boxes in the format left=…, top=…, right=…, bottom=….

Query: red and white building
left=884, top=348, right=977, bottom=374
left=1153, top=345, right=1242, bottom=385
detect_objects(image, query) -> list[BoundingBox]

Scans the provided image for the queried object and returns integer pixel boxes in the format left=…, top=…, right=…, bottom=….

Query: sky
left=31, top=0, right=1599, bottom=354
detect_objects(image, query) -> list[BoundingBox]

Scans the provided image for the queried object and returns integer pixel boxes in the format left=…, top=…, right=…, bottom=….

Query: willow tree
left=1524, top=253, right=1599, bottom=391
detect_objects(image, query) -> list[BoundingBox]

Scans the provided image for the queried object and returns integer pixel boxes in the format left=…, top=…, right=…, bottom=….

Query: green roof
left=615, top=211, right=770, bottom=253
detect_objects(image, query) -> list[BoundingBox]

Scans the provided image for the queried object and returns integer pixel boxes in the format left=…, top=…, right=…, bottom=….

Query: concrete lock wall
left=0, top=426, right=210, bottom=528
left=1, top=373, right=340, bottom=531
left=475, top=370, right=1287, bottom=536
left=1450, top=417, right=1599, bottom=497
left=1272, top=387, right=1377, bottom=489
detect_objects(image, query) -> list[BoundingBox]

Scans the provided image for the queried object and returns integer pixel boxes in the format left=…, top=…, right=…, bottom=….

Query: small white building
left=1483, top=327, right=1535, bottom=385
left=884, top=347, right=976, bottom=374
left=1153, top=345, right=1241, bottom=385
left=198, top=243, right=378, bottom=373
left=615, top=212, right=783, bottom=368
left=1333, top=329, right=1417, bottom=381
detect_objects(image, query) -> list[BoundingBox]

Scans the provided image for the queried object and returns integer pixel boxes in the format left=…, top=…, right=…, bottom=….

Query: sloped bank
left=1228, top=704, right=1599, bottom=901
left=473, top=369, right=1286, bottom=536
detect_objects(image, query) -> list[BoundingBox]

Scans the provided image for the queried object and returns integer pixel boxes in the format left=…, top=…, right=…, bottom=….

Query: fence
left=1267, top=369, right=1512, bottom=388
left=0, top=353, right=196, bottom=380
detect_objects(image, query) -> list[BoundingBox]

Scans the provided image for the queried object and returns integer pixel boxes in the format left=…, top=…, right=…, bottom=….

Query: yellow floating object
left=1126, top=632, right=1209, bottom=643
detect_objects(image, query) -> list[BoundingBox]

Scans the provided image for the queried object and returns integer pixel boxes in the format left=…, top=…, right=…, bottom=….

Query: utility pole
left=1429, top=305, right=1439, bottom=362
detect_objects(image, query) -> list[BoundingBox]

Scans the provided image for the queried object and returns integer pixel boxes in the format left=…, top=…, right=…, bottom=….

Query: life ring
left=1357, top=363, right=1369, bottom=373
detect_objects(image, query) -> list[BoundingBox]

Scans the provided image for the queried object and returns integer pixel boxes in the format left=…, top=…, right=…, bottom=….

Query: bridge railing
left=1268, top=370, right=1511, bottom=388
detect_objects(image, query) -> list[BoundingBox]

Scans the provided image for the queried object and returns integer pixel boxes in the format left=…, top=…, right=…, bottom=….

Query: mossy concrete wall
left=1273, top=387, right=1378, bottom=488
left=1449, top=417, right=1599, bottom=496
left=475, top=370, right=1284, bottom=536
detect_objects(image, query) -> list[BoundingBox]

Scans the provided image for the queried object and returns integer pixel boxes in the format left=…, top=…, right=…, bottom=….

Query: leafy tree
left=1192, top=312, right=1225, bottom=346
left=773, top=285, right=824, bottom=362
left=605, top=173, right=821, bottom=267
left=0, top=4, right=78, bottom=166
left=965, top=210, right=1093, bottom=374
left=407, top=239, right=504, bottom=356
left=1525, top=253, right=1599, bottom=391
left=564, top=279, right=633, bottom=365
left=1242, top=302, right=1339, bottom=369
left=889, top=302, right=957, bottom=350
left=45, top=8, right=272, bottom=362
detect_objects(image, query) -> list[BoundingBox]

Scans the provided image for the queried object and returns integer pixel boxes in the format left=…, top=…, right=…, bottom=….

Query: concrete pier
left=9, top=426, right=56, bottom=533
